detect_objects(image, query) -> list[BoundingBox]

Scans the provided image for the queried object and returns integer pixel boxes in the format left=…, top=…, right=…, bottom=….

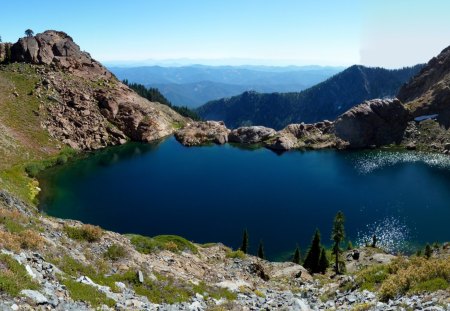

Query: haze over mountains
left=109, top=65, right=343, bottom=107
left=196, top=65, right=424, bottom=130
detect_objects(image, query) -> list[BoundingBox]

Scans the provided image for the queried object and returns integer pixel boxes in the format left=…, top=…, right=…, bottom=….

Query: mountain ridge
left=196, top=64, right=424, bottom=130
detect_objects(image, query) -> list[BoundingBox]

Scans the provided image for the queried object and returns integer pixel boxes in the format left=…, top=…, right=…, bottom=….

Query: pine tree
left=424, top=244, right=432, bottom=259
left=240, top=229, right=249, bottom=254
left=292, top=245, right=301, bottom=264
left=25, top=29, right=34, bottom=37
left=347, top=241, right=353, bottom=250
left=371, top=235, right=377, bottom=248
left=303, top=229, right=322, bottom=273
left=318, top=247, right=329, bottom=274
left=257, top=240, right=265, bottom=259
left=332, top=211, right=345, bottom=274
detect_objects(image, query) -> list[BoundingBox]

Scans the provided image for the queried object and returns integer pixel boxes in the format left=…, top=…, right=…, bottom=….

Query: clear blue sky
left=1, top=0, right=449, bottom=67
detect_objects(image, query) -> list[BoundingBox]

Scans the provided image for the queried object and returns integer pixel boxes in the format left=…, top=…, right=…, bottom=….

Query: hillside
left=196, top=65, right=423, bottom=129
left=0, top=30, right=449, bottom=311
left=109, top=65, right=343, bottom=107
left=0, top=31, right=185, bottom=201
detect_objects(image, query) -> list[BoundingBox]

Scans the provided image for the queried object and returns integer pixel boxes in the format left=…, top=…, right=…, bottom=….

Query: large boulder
left=175, top=121, right=230, bottom=146
left=228, top=126, right=276, bottom=144
left=334, top=98, right=410, bottom=148
left=266, top=121, right=336, bottom=151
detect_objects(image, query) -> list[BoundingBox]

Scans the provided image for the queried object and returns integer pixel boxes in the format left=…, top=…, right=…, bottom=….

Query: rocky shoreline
left=175, top=98, right=450, bottom=155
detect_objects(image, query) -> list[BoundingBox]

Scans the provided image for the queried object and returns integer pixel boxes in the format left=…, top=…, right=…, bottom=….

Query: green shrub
left=354, top=264, right=390, bottom=291
left=409, top=278, right=449, bottom=293
left=128, top=234, right=197, bottom=254
left=62, top=279, right=115, bottom=308
left=64, top=224, right=103, bottom=242
left=193, top=281, right=237, bottom=300
left=56, top=154, right=68, bottom=165
left=24, top=162, right=45, bottom=178
left=0, top=254, right=39, bottom=295
left=104, top=244, right=127, bottom=261
left=225, top=250, right=245, bottom=259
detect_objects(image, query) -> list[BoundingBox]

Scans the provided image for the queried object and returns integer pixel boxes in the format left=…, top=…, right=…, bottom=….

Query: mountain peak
left=9, top=30, right=111, bottom=78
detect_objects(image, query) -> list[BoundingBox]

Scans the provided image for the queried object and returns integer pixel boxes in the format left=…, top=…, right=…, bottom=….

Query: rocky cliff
left=1, top=30, right=185, bottom=150
left=398, top=46, right=450, bottom=126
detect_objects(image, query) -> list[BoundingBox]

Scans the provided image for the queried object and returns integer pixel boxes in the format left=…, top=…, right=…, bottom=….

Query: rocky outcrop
left=174, top=121, right=230, bottom=146
left=334, top=99, right=410, bottom=148
left=10, top=31, right=110, bottom=79
left=398, top=45, right=450, bottom=127
left=228, top=126, right=276, bottom=144
left=266, top=121, right=338, bottom=151
left=2, top=31, right=186, bottom=150
left=0, top=43, right=12, bottom=63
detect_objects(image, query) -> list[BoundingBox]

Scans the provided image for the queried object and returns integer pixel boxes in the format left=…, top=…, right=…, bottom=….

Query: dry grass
left=0, top=229, right=44, bottom=251
left=379, top=257, right=450, bottom=301
left=64, top=224, right=103, bottom=242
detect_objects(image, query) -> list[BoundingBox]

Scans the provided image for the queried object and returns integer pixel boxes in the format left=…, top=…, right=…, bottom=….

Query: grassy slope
left=0, top=64, right=61, bottom=202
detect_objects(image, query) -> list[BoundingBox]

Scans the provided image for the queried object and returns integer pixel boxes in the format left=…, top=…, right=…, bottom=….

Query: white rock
left=76, top=276, right=95, bottom=286
left=21, top=290, right=48, bottom=304
left=115, top=281, right=127, bottom=290
left=188, top=301, right=203, bottom=311
left=291, top=298, right=310, bottom=311
left=25, top=264, right=37, bottom=279
left=216, top=279, right=251, bottom=292
left=11, top=304, right=19, bottom=311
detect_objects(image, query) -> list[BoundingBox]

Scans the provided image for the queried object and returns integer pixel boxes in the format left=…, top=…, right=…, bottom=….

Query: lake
left=38, top=137, right=450, bottom=260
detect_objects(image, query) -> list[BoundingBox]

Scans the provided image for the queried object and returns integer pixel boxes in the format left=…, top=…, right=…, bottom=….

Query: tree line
left=238, top=210, right=348, bottom=275
left=122, top=80, right=201, bottom=121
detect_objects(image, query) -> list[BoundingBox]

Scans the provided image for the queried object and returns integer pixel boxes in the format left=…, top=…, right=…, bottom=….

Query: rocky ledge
left=174, top=121, right=230, bottom=146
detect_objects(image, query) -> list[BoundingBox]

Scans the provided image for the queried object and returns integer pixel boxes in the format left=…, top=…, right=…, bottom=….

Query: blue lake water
left=38, top=137, right=450, bottom=260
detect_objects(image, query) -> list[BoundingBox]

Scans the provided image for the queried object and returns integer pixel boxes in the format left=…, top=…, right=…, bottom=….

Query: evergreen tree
left=424, top=244, right=432, bottom=259
left=0, top=35, right=2, bottom=43
left=292, top=245, right=301, bottom=264
left=303, top=229, right=322, bottom=273
left=122, top=80, right=201, bottom=120
left=371, top=235, right=377, bottom=248
left=257, top=240, right=265, bottom=259
left=318, top=247, right=329, bottom=274
left=25, top=29, right=34, bottom=37
left=331, top=211, right=345, bottom=274
left=347, top=241, right=353, bottom=250
left=240, top=229, right=249, bottom=254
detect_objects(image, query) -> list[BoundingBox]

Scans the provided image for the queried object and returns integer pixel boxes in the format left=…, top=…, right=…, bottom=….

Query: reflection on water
left=38, top=137, right=450, bottom=259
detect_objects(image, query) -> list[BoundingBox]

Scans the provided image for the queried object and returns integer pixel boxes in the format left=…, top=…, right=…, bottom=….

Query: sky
left=1, top=0, right=449, bottom=68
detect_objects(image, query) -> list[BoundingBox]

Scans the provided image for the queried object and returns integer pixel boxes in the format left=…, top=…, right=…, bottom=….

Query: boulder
left=266, top=121, right=336, bottom=151
left=20, top=290, right=48, bottom=305
left=334, top=98, right=410, bottom=149
left=175, top=121, right=230, bottom=146
left=228, top=126, right=276, bottom=144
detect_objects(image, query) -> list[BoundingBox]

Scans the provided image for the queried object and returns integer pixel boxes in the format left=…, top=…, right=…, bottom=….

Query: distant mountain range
left=109, top=65, right=343, bottom=107
left=196, top=65, right=424, bottom=130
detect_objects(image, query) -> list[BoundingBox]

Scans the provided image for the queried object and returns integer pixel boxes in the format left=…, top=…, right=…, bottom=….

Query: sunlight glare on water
left=356, top=217, right=411, bottom=253
left=354, top=151, right=450, bottom=174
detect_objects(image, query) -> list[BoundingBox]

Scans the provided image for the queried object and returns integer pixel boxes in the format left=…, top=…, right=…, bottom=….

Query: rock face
left=398, top=45, right=450, bottom=126
left=0, top=43, right=12, bottom=63
left=266, top=121, right=337, bottom=151
left=174, top=121, right=230, bottom=146
left=334, top=99, right=410, bottom=148
left=10, top=31, right=110, bottom=78
left=228, top=126, right=276, bottom=144
left=4, top=31, right=185, bottom=150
